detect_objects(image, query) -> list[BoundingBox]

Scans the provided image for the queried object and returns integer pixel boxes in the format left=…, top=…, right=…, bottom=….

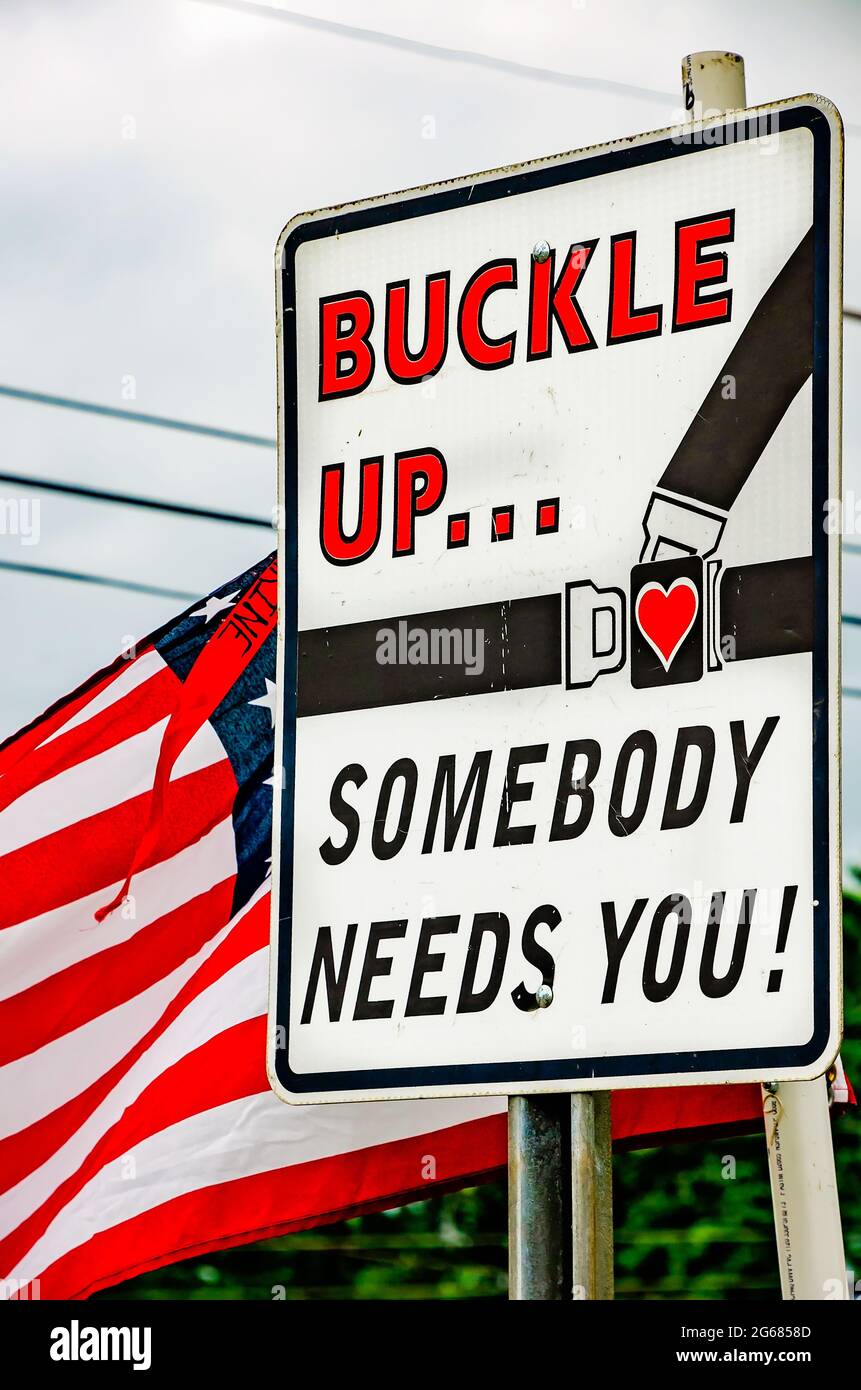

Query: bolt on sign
left=269, top=97, right=843, bottom=1104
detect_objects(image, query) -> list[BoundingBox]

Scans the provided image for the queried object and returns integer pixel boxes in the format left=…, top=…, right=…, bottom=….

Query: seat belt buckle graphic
left=639, top=490, right=728, bottom=562
left=565, top=556, right=724, bottom=691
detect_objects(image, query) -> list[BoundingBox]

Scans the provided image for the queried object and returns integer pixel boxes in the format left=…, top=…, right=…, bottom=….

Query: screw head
left=536, top=983, right=553, bottom=1009
left=532, top=240, right=551, bottom=264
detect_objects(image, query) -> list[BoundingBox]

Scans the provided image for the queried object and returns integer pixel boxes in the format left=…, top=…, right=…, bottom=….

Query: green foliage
left=98, top=895, right=861, bottom=1301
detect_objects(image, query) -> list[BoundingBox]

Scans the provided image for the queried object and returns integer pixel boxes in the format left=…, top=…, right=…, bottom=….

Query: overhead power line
left=0, top=559, right=197, bottom=602
left=190, top=0, right=674, bottom=106
left=0, top=471, right=272, bottom=528
left=0, top=384, right=275, bottom=449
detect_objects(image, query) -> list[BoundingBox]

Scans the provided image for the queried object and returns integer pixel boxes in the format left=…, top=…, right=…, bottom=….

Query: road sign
left=269, top=96, right=842, bottom=1104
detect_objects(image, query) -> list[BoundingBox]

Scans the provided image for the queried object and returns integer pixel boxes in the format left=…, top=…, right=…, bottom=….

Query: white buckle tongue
left=640, top=491, right=727, bottom=562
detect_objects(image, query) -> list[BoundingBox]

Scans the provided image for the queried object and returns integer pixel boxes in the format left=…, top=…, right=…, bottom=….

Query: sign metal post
left=508, top=1095, right=570, bottom=1300
left=508, top=1093, right=613, bottom=1301
left=570, top=1092, right=614, bottom=1299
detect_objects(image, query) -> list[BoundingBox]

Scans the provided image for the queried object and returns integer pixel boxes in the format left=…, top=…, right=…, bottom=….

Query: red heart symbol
left=635, top=579, right=698, bottom=671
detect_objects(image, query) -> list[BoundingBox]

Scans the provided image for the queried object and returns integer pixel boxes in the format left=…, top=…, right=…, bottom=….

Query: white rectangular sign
left=270, top=97, right=842, bottom=1103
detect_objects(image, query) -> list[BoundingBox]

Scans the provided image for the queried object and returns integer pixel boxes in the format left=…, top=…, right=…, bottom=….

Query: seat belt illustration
left=640, top=226, right=814, bottom=561
left=297, top=226, right=818, bottom=712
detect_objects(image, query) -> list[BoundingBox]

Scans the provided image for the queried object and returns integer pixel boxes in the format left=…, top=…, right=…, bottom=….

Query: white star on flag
left=248, top=678, right=277, bottom=727
left=192, top=591, right=239, bottom=624
left=265, top=765, right=284, bottom=793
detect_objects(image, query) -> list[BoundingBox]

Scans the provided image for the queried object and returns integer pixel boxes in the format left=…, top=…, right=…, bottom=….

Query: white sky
left=2, top=0, right=861, bottom=856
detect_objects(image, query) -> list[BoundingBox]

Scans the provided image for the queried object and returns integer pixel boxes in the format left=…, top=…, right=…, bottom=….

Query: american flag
left=0, top=553, right=825, bottom=1299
